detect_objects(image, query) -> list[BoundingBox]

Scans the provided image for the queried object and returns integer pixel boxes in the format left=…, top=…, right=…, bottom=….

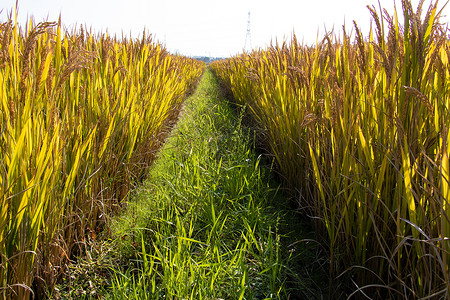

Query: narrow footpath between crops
left=56, top=69, right=329, bottom=299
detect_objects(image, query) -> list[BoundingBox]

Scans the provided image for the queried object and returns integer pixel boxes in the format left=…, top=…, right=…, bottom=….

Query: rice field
left=0, top=10, right=203, bottom=299
left=211, top=0, right=449, bottom=298
left=1, top=0, right=450, bottom=298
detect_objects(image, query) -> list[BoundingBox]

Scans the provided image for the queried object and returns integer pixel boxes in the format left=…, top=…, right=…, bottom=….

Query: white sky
left=2, top=0, right=449, bottom=57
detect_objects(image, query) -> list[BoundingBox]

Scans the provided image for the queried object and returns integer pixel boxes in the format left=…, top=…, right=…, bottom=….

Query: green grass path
left=58, top=69, right=326, bottom=299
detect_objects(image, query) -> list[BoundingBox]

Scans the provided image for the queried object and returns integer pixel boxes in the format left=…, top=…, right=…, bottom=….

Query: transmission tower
left=244, top=11, right=252, bottom=52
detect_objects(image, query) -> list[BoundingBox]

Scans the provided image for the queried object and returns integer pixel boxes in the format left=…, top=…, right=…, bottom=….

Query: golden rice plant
left=211, top=0, right=449, bottom=298
left=0, top=9, right=204, bottom=299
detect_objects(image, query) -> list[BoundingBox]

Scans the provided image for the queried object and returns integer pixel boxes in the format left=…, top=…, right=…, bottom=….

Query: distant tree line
left=193, top=56, right=225, bottom=63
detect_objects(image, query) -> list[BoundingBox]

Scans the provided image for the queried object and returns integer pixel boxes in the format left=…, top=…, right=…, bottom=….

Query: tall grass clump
left=211, top=0, right=449, bottom=298
left=0, top=8, right=204, bottom=299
